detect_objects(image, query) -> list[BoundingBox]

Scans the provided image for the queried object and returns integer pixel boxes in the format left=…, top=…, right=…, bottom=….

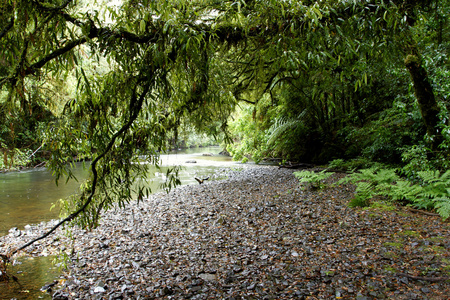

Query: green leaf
left=139, top=20, right=146, bottom=33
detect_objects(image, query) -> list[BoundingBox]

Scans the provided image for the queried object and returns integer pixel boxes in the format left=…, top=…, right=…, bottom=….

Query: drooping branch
left=28, top=37, right=88, bottom=73
left=9, top=76, right=152, bottom=257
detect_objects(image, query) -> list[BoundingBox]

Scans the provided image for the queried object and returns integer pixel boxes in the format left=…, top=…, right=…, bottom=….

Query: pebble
left=1, top=166, right=449, bottom=299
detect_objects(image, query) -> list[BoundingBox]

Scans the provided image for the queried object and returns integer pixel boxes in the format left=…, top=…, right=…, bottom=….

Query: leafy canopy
left=1, top=0, right=448, bottom=242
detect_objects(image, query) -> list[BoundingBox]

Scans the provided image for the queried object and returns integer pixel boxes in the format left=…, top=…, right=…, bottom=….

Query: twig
left=34, top=161, right=47, bottom=168
left=407, top=208, right=440, bottom=217
left=397, top=273, right=449, bottom=282
left=27, top=144, right=44, bottom=160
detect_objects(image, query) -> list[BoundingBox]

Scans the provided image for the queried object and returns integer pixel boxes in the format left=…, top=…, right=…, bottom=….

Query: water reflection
left=0, top=147, right=239, bottom=235
left=0, top=256, right=59, bottom=300
left=0, top=165, right=87, bottom=237
left=0, top=147, right=242, bottom=299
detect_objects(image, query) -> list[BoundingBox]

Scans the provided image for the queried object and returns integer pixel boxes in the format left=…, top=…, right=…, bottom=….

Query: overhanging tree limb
left=9, top=76, right=152, bottom=257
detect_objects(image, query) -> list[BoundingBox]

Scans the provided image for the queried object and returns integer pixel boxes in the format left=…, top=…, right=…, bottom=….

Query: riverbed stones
left=1, top=166, right=449, bottom=299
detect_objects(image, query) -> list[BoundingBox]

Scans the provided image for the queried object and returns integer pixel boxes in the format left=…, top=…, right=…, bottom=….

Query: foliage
left=0, top=0, right=449, bottom=247
left=294, top=170, right=334, bottom=190
left=337, top=167, right=450, bottom=219
left=0, top=147, right=32, bottom=170
left=227, top=102, right=273, bottom=163
left=328, top=157, right=388, bottom=172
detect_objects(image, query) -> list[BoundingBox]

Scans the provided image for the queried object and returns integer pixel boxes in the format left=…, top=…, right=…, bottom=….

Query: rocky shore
left=1, top=166, right=449, bottom=299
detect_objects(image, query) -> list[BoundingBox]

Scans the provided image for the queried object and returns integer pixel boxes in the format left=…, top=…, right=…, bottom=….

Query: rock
left=216, top=216, right=226, bottom=225
left=24, top=224, right=32, bottom=233
left=108, top=292, right=123, bottom=300
left=121, top=228, right=132, bottom=234
left=93, top=286, right=106, bottom=293
left=52, top=291, right=70, bottom=300
left=8, top=227, right=17, bottom=233
left=185, top=160, right=197, bottom=163
left=198, top=273, right=216, bottom=281
left=131, top=261, right=140, bottom=269
left=2, top=166, right=449, bottom=300
left=40, top=280, right=58, bottom=292
left=8, top=227, right=21, bottom=237
left=219, top=150, right=230, bottom=156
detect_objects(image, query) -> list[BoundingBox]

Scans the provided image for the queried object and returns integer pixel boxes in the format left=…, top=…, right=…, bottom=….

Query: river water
left=0, top=146, right=241, bottom=299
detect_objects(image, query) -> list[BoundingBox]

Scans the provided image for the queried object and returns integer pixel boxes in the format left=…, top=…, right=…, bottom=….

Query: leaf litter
left=1, top=166, right=449, bottom=299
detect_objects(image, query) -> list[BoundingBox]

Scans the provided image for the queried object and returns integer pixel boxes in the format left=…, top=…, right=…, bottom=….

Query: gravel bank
left=1, top=166, right=449, bottom=299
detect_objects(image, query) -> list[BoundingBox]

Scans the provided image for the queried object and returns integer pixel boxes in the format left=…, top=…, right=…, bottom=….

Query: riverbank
left=0, top=146, right=236, bottom=236
left=1, top=166, right=449, bottom=299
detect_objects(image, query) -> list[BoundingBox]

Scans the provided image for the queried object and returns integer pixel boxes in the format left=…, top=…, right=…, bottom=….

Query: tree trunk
left=404, top=54, right=442, bottom=151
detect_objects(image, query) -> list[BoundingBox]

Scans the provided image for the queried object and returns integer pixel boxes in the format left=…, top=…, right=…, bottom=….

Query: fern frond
left=380, top=179, right=417, bottom=201
left=267, top=111, right=307, bottom=147
left=294, top=170, right=334, bottom=189
left=434, top=198, right=450, bottom=220
left=376, top=168, right=399, bottom=184
left=355, top=181, right=374, bottom=194
left=417, top=170, right=441, bottom=183
left=439, top=170, right=450, bottom=181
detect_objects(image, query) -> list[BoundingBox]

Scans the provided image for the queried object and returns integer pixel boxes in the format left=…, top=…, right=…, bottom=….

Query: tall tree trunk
left=404, top=54, right=442, bottom=151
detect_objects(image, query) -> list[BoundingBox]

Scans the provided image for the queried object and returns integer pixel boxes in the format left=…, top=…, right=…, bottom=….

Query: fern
left=412, top=170, right=450, bottom=219
left=337, top=168, right=400, bottom=206
left=339, top=167, right=450, bottom=219
left=294, top=170, right=334, bottom=189
left=435, top=198, right=450, bottom=220
left=388, top=179, right=422, bottom=202
left=267, top=111, right=307, bottom=147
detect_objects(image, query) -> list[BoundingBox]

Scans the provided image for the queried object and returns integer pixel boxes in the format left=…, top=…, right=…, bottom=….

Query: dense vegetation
left=1, top=0, right=449, bottom=232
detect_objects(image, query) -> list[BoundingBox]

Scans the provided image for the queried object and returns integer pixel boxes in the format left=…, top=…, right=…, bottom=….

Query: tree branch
left=31, top=0, right=74, bottom=12
left=9, top=76, right=152, bottom=257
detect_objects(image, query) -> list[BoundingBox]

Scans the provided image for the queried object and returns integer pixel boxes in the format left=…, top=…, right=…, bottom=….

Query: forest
left=1, top=0, right=450, bottom=225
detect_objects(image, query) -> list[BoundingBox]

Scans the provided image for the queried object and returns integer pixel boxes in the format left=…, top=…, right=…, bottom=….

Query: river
left=0, top=146, right=242, bottom=299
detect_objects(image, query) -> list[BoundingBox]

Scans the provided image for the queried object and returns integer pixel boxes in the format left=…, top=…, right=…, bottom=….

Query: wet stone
left=1, top=166, right=449, bottom=300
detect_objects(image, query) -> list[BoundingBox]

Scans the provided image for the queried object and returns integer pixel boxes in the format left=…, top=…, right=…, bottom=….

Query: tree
left=0, top=0, right=448, bottom=254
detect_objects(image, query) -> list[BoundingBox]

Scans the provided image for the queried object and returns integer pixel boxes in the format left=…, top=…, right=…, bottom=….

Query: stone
left=198, top=273, right=216, bottom=281
left=93, top=286, right=106, bottom=293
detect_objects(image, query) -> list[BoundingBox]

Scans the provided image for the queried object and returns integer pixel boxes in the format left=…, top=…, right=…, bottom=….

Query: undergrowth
left=293, top=170, right=334, bottom=190
left=295, top=167, right=450, bottom=220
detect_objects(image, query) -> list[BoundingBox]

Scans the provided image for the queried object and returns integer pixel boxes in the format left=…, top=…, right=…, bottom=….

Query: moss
left=429, top=236, right=446, bottom=242
left=404, top=54, right=420, bottom=67
left=398, top=230, right=420, bottom=237
left=383, top=242, right=403, bottom=249
left=382, top=251, right=399, bottom=259
left=350, top=196, right=370, bottom=207
left=382, top=265, right=397, bottom=273
left=396, top=211, right=410, bottom=217
left=427, top=245, right=446, bottom=253
left=369, top=201, right=396, bottom=211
